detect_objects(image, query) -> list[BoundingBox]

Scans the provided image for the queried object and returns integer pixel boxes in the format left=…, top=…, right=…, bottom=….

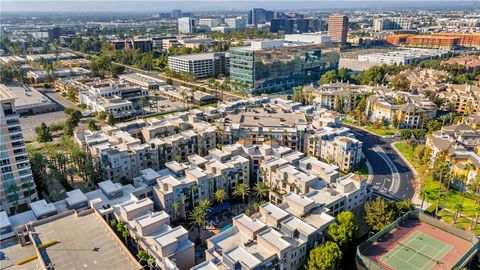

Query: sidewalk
left=390, top=141, right=430, bottom=210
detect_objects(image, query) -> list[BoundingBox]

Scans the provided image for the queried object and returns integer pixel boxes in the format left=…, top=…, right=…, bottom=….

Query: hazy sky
left=1, top=0, right=478, bottom=13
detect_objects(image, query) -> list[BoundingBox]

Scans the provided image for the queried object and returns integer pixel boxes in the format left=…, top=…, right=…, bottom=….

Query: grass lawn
left=394, top=141, right=479, bottom=234
left=436, top=210, right=480, bottom=235
left=342, top=119, right=398, bottom=136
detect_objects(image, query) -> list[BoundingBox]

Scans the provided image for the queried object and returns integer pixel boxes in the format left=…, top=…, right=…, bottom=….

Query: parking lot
left=20, top=111, right=67, bottom=141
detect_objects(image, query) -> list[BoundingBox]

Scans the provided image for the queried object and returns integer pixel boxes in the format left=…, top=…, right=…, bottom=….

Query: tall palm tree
left=6, top=184, right=19, bottom=213
left=66, top=166, right=77, bottom=188
left=189, top=206, right=206, bottom=241
left=453, top=203, right=463, bottom=224
left=468, top=176, right=480, bottom=229
left=233, top=183, right=250, bottom=212
left=214, top=189, right=226, bottom=204
left=253, top=182, right=269, bottom=201
left=419, top=188, right=429, bottom=210
left=190, top=185, right=199, bottom=207
left=172, top=200, right=180, bottom=221
left=428, top=190, right=441, bottom=218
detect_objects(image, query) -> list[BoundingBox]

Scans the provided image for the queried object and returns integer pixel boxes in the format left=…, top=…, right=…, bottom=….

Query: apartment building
left=133, top=146, right=249, bottom=219
left=438, top=84, right=479, bottom=115
left=366, top=92, right=438, bottom=129
left=205, top=213, right=317, bottom=270
left=0, top=90, right=38, bottom=215
left=168, top=52, right=229, bottom=79
left=218, top=104, right=310, bottom=152
left=426, top=124, right=480, bottom=184
left=304, top=82, right=374, bottom=113
left=305, top=126, right=361, bottom=172
left=75, top=114, right=217, bottom=182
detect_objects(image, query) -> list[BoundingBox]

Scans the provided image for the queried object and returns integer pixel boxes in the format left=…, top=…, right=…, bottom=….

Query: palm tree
left=190, top=185, right=199, bottom=207
left=198, top=199, right=211, bottom=213
left=468, top=176, right=480, bottom=229
left=233, top=183, right=250, bottom=212
left=419, top=188, right=429, bottom=210
left=189, top=206, right=206, bottom=242
left=6, top=184, right=19, bottom=213
left=214, top=189, right=226, bottom=204
left=461, top=163, right=475, bottom=202
left=253, top=182, right=269, bottom=201
left=172, top=200, right=180, bottom=221
left=139, top=97, right=147, bottom=116
left=66, top=166, right=77, bottom=188
left=21, top=181, right=35, bottom=199
left=428, top=190, right=441, bottom=218
left=453, top=203, right=463, bottom=224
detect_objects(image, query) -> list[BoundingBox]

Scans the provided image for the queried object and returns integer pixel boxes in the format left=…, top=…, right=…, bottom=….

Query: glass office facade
left=229, top=44, right=339, bottom=94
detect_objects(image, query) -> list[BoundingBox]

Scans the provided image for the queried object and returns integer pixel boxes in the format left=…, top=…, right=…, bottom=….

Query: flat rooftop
left=12, top=211, right=142, bottom=270
left=0, top=84, right=54, bottom=109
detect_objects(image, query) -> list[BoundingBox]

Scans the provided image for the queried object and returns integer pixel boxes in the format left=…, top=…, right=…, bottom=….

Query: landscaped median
left=393, top=141, right=480, bottom=235
left=342, top=119, right=399, bottom=137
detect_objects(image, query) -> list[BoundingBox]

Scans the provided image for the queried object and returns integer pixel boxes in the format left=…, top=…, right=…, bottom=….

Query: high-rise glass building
left=229, top=40, right=339, bottom=94
left=0, top=87, right=38, bottom=215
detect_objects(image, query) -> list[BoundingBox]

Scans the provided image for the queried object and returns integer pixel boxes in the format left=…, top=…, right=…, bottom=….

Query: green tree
left=87, top=119, right=99, bottom=131
left=253, top=182, right=269, bottom=201
left=35, top=122, right=53, bottom=142
left=319, top=70, right=338, bottom=85
left=391, top=73, right=410, bottom=91
left=189, top=206, right=206, bottom=242
left=107, top=113, right=115, bottom=126
left=233, top=183, right=250, bottom=212
left=306, top=241, right=343, bottom=270
left=328, top=211, right=359, bottom=249
left=214, top=189, right=226, bottom=204
left=365, top=197, right=395, bottom=231
left=198, top=199, right=211, bottom=213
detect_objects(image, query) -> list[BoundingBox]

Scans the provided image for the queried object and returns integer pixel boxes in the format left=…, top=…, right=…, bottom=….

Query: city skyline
left=2, top=0, right=479, bottom=13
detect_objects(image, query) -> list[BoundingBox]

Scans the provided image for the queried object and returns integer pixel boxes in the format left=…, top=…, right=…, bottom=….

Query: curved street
left=347, top=126, right=415, bottom=201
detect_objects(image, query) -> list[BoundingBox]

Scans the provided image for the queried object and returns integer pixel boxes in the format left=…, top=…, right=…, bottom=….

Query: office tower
left=328, top=15, right=349, bottom=43
left=178, top=17, right=196, bottom=34
left=225, top=17, right=246, bottom=29
left=168, top=52, right=229, bottom=79
left=172, top=9, right=182, bottom=19
left=47, top=27, right=61, bottom=41
left=0, top=87, right=38, bottom=215
left=229, top=40, right=336, bottom=94
left=248, top=8, right=273, bottom=26
left=270, top=18, right=309, bottom=34
left=198, top=18, right=221, bottom=31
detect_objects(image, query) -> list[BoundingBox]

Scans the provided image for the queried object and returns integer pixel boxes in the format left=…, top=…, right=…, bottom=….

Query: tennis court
left=380, top=231, right=452, bottom=270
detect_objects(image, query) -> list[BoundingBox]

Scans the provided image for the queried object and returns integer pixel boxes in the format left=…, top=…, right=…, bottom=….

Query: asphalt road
left=348, top=126, right=415, bottom=201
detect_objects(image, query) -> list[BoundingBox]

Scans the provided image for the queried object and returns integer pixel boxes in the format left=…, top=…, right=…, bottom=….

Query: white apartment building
left=205, top=213, right=318, bottom=270
left=319, top=136, right=363, bottom=172
left=0, top=90, right=38, bottom=215
left=168, top=52, right=229, bottom=79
